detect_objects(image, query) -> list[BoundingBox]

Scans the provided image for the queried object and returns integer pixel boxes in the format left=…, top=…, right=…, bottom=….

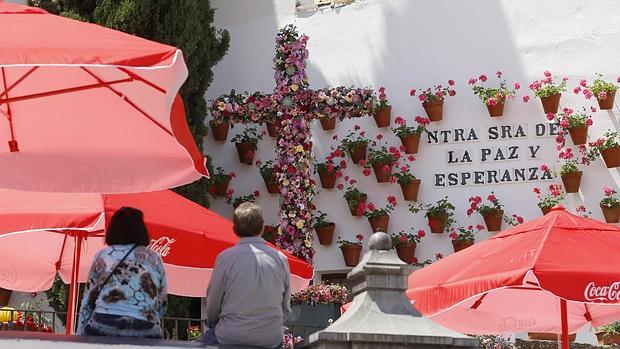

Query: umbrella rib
left=0, top=67, right=18, bottom=151
left=0, top=66, right=38, bottom=100
left=117, top=67, right=166, bottom=94
left=80, top=67, right=173, bottom=137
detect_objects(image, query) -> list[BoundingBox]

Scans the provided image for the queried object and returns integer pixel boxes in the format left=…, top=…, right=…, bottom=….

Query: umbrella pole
left=560, top=299, right=569, bottom=349
left=65, top=232, right=84, bottom=335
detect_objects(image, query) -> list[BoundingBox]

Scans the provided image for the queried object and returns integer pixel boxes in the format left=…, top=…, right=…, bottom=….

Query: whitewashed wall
left=206, top=0, right=620, bottom=273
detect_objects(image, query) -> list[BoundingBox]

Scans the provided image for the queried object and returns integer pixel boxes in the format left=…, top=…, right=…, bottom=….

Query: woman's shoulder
left=133, top=246, right=164, bottom=266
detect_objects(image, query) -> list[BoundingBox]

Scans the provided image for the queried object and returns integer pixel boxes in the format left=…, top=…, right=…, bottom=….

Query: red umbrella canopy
left=406, top=206, right=620, bottom=335
left=0, top=189, right=313, bottom=296
left=0, top=2, right=208, bottom=193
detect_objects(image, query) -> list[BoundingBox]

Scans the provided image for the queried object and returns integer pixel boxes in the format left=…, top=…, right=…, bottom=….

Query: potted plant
left=449, top=225, right=482, bottom=252
left=392, top=115, right=430, bottom=154
left=208, top=90, right=247, bottom=141
left=364, top=196, right=397, bottom=233
left=313, top=210, right=336, bottom=245
left=256, top=159, right=280, bottom=194
left=231, top=127, right=262, bottom=165
left=548, top=107, right=593, bottom=145
left=469, top=71, right=519, bottom=117
left=373, top=86, right=391, bottom=128
left=596, top=321, right=620, bottom=345
left=533, top=184, right=565, bottom=215
left=315, top=87, right=341, bottom=130
left=558, top=158, right=582, bottom=193
left=339, top=126, right=370, bottom=164
left=467, top=192, right=504, bottom=232
left=225, top=190, right=260, bottom=209
left=587, top=130, right=620, bottom=168
left=340, top=179, right=367, bottom=216
left=288, top=282, right=348, bottom=336
left=410, top=197, right=455, bottom=234
left=391, top=229, right=425, bottom=264
left=262, top=224, right=279, bottom=244
left=337, top=234, right=364, bottom=267
left=504, top=214, right=525, bottom=227
left=574, top=74, right=619, bottom=110
left=411, top=80, right=456, bottom=122
left=392, top=161, right=421, bottom=201
left=315, top=148, right=346, bottom=189
left=363, top=134, right=401, bottom=183
left=528, top=71, right=568, bottom=114
left=208, top=167, right=235, bottom=197
left=600, top=187, right=620, bottom=223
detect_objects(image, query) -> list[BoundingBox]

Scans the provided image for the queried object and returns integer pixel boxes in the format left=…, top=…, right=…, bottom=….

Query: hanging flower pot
left=235, top=143, right=255, bottom=165
left=597, top=332, right=620, bottom=345
left=371, top=162, right=393, bottom=183
left=262, top=174, right=279, bottom=194
left=452, top=240, right=474, bottom=253
left=598, top=90, right=617, bottom=110
left=212, top=177, right=231, bottom=197
left=561, top=171, right=582, bottom=193
left=348, top=194, right=367, bottom=217
left=540, top=93, right=562, bottom=114
left=265, top=121, right=277, bottom=138
left=528, top=332, right=576, bottom=342
left=373, top=106, right=392, bottom=128
left=0, top=288, right=12, bottom=306
left=428, top=214, right=448, bottom=234
left=318, top=170, right=337, bottom=189
left=396, top=243, right=417, bottom=264
left=340, top=245, right=362, bottom=267
left=600, top=204, right=620, bottom=223
left=319, top=117, right=336, bottom=131
left=486, top=101, right=505, bottom=117
left=482, top=210, right=504, bottom=232
left=315, top=223, right=336, bottom=245
left=348, top=143, right=367, bottom=164
left=567, top=125, right=589, bottom=145
left=422, top=100, right=444, bottom=122
left=601, top=146, right=620, bottom=168
left=399, top=134, right=421, bottom=154
left=368, top=214, right=390, bottom=233
left=400, top=179, right=421, bottom=201
left=541, top=206, right=553, bottom=215
left=210, top=120, right=230, bottom=141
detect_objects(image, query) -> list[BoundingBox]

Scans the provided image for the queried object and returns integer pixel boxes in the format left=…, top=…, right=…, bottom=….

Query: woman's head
left=106, top=206, right=150, bottom=246
left=233, top=202, right=264, bottom=237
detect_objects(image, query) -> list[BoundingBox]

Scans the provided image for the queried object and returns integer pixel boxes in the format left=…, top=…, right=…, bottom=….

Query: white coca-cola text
left=148, top=237, right=176, bottom=257
left=584, top=282, right=620, bottom=302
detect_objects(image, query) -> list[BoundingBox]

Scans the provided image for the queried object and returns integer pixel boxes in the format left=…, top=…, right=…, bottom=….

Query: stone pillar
left=303, top=232, right=480, bottom=349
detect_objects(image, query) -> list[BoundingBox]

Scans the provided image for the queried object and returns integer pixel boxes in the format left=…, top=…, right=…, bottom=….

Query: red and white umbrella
left=0, top=189, right=313, bottom=333
left=0, top=2, right=207, bottom=193
left=406, top=206, right=620, bottom=349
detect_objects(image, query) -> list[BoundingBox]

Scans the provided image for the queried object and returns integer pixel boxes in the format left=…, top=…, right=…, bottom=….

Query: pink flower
left=573, top=86, right=581, bottom=94
left=417, top=230, right=425, bottom=238
left=254, top=190, right=260, bottom=197
left=359, top=159, right=367, bottom=166
left=618, top=76, right=620, bottom=83
left=449, top=90, right=456, bottom=96
left=476, top=224, right=485, bottom=231
left=356, top=234, right=364, bottom=242
left=435, top=91, right=444, bottom=99
left=487, top=97, right=497, bottom=106
left=379, top=86, right=385, bottom=93
left=543, top=71, right=552, bottom=78
left=546, top=112, right=555, bottom=121
left=522, top=95, right=530, bottom=103
left=399, top=235, right=408, bottom=243
left=591, top=106, right=597, bottom=113
left=382, top=165, right=391, bottom=174
left=436, top=253, right=444, bottom=260
left=604, top=187, right=616, bottom=196
left=487, top=194, right=496, bottom=202
left=496, top=71, right=502, bottom=78
left=449, top=232, right=457, bottom=241
left=376, top=133, right=383, bottom=140
left=516, top=215, right=524, bottom=224
left=419, top=94, right=427, bottom=102
left=559, top=118, right=569, bottom=129
left=362, top=167, right=372, bottom=176
left=533, top=187, right=541, bottom=194
left=583, top=89, right=593, bottom=99
left=586, top=118, right=593, bottom=127
left=408, top=155, right=416, bottom=162
left=599, top=91, right=608, bottom=100
left=579, top=79, right=587, bottom=87
left=468, top=78, right=477, bottom=85
left=479, top=74, right=488, bottom=82
left=354, top=124, right=361, bottom=131
left=448, top=80, right=455, bottom=86
left=229, top=172, right=236, bottom=178
left=394, top=116, right=405, bottom=125
left=540, top=164, right=549, bottom=172
left=562, top=77, right=569, bottom=82
left=387, top=195, right=397, bottom=206
left=410, top=89, right=416, bottom=96
left=514, top=82, right=521, bottom=90
left=337, top=183, right=344, bottom=190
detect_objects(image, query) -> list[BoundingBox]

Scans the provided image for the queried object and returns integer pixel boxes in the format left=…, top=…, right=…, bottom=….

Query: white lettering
left=149, top=237, right=176, bottom=257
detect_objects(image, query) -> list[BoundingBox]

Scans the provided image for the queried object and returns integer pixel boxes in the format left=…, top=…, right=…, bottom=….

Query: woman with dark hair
left=77, top=207, right=167, bottom=338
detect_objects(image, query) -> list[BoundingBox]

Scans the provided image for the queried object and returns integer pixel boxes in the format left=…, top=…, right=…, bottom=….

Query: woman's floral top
left=77, top=244, right=167, bottom=334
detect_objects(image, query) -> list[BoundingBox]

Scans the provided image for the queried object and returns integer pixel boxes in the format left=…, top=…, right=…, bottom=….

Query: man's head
left=233, top=202, right=265, bottom=237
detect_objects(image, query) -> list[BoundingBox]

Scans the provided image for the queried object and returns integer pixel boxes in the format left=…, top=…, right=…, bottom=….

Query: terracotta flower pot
left=428, top=214, right=447, bottom=234
left=601, top=146, right=620, bottom=168
left=597, top=90, right=617, bottom=110
left=210, top=121, right=230, bottom=141
left=400, top=179, right=421, bottom=201
left=371, top=162, right=393, bottom=183
left=452, top=240, right=474, bottom=253
left=368, top=214, right=390, bottom=233
left=318, top=170, right=337, bottom=189
left=315, top=223, right=336, bottom=245
left=597, top=332, right=620, bottom=345
left=262, top=174, right=279, bottom=194
left=528, top=332, right=575, bottom=342
left=600, top=204, right=620, bottom=223
left=348, top=143, right=367, bottom=164
left=348, top=194, right=367, bottom=217
left=266, top=121, right=277, bottom=138
left=399, top=134, right=421, bottom=154
left=0, top=288, right=12, bottom=306
left=422, top=100, right=444, bottom=122
left=541, top=206, right=552, bottom=215
left=319, top=117, right=336, bottom=131
left=212, top=177, right=231, bottom=197
left=396, top=243, right=417, bottom=264
left=373, top=105, right=391, bottom=128
left=567, top=125, right=588, bottom=145
left=235, top=142, right=255, bottom=165
left=561, top=171, right=582, bottom=193
left=540, top=93, right=562, bottom=114
left=486, top=101, right=505, bottom=117
left=341, top=245, right=362, bottom=267
left=482, top=210, right=504, bottom=232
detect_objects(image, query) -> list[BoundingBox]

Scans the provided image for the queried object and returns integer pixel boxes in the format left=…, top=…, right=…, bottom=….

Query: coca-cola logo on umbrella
left=584, top=282, right=620, bottom=302
left=148, top=237, right=176, bottom=257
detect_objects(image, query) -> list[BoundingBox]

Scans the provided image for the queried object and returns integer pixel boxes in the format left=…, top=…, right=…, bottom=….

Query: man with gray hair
left=202, top=202, right=291, bottom=348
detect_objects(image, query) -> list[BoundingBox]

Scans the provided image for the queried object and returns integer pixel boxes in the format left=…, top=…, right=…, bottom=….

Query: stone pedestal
left=304, top=232, right=479, bottom=349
